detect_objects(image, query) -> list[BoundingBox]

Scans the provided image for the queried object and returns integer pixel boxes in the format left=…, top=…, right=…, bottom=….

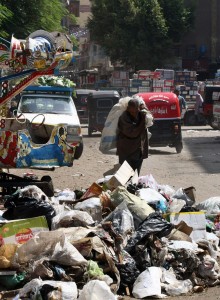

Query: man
left=174, top=89, right=187, bottom=113
left=116, top=98, right=148, bottom=174
left=194, top=89, right=204, bottom=124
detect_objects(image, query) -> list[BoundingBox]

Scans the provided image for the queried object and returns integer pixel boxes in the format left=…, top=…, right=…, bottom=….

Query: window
left=69, top=0, right=79, bottom=17
left=186, top=45, right=196, bottom=59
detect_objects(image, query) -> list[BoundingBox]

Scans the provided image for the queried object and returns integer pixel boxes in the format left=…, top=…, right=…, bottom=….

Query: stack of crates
left=129, top=78, right=152, bottom=95
left=153, top=69, right=175, bottom=92
left=175, top=71, right=198, bottom=102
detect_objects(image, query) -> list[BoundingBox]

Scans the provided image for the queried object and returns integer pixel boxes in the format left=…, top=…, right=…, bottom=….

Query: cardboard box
left=0, top=216, right=49, bottom=245
left=169, top=212, right=206, bottom=241
left=184, top=186, right=196, bottom=203
left=81, top=182, right=103, bottom=200
left=106, top=161, right=134, bottom=190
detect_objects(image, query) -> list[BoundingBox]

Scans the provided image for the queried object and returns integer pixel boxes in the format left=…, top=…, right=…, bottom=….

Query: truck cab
left=0, top=85, right=83, bottom=170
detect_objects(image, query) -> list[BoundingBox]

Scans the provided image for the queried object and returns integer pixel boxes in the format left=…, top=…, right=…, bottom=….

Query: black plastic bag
left=3, top=195, right=56, bottom=229
left=125, top=212, right=174, bottom=254
left=116, top=251, right=140, bottom=289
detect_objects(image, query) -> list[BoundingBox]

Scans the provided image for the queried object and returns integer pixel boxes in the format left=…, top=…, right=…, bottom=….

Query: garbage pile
left=1, top=162, right=220, bottom=299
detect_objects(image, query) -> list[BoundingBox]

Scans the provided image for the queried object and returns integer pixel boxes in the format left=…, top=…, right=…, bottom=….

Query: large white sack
left=99, top=97, right=131, bottom=154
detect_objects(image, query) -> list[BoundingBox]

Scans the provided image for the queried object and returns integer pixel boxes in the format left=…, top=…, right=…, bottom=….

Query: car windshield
left=18, top=95, right=75, bottom=114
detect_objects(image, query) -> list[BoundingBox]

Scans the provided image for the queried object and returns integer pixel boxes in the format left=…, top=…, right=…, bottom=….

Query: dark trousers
left=119, top=151, right=143, bottom=175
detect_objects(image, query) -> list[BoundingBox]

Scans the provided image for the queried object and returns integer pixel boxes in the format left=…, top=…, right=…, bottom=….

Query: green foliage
left=0, top=5, right=12, bottom=38
left=0, top=0, right=77, bottom=39
left=88, top=0, right=195, bottom=69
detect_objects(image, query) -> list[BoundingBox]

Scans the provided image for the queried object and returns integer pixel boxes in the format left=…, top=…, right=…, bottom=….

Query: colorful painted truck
left=212, top=100, right=220, bottom=130
left=0, top=30, right=79, bottom=170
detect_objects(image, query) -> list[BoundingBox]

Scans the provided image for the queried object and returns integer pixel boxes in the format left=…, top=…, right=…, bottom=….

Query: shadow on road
left=183, top=135, right=220, bottom=174
left=149, top=148, right=174, bottom=155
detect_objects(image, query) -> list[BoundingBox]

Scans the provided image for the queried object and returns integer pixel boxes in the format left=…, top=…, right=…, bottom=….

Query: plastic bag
left=85, top=260, right=104, bottom=278
left=78, top=280, right=117, bottom=300
left=116, top=250, right=140, bottom=288
left=99, top=97, right=131, bottom=154
left=3, top=195, right=56, bottom=229
left=125, top=212, right=173, bottom=254
left=0, top=244, right=17, bottom=269
left=168, top=198, right=186, bottom=213
left=0, top=272, right=26, bottom=289
left=51, top=210, right=95, bottom=229
left=54, top=189, right=76, bottom=201
left=165, top=279, right=193, bottom=296
left=172, top=188, right=195, bottom=206
left=110, top=186, right=154, bottom=229
left=195, top=197, right=220, bottom=214
left=132, top=267, right=163, bottom=298
left=15, top=231, right=88, bottom=267
left=197, top=255, right=220, bottom=280
left=74, top=197, right=102, bottom=222
left=19, top=279, right=77, bottom=300
left=138, top=174, right=159, bottom=191
left=103, top=201, right=135, bottom=241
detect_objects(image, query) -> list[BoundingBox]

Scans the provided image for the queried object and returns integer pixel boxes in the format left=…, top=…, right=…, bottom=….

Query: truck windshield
left=18, top=95, right=75, bottom=114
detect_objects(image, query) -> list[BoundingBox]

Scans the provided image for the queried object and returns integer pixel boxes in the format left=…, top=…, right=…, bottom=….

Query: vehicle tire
left=88, top=127, right=93, bottom=137
left=74, top=142, right=83, bottom=159
left=184, top=111, right=197, bottom=126
left=209, top=116, right=219, bottom=129
left=176, top=142, right=183, bottom=154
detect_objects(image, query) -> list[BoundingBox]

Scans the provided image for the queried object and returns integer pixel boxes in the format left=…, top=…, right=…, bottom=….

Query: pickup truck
left=8, top=85, right=83, bottom=169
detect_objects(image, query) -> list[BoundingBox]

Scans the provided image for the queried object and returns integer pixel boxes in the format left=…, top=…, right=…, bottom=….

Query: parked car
left=87, top=90, right=120, bottom=136
left=73, top=89, right=96, bottom=123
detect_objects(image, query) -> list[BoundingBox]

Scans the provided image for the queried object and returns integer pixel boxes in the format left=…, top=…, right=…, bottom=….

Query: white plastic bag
left=19, top=279, right=78, bottom=300
left=196, top=197, right=220, bottom=214
left=78, top=280, right=117, bottom=300
left=136, top=188, right=167, bottom=204
left=165, top=279, right=193, bottom=296
left=74, top=197, right=102, bottom=222
left=172, top=188, right=195, bottom=206
left=15, top=231, right=88, bottom=266
left=99, top=97, right=131, bottom=153
left=168, top=198, right=186, bottom=213
left=138, top=174, right=159, bottom=190
left=51, top=210, right=95, bottom=229
left=132, top=267, right=163, bottom=298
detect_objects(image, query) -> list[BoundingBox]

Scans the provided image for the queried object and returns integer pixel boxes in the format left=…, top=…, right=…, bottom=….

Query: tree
left=0, top=0, right=77, bottom=39
left=158, top=0, right=195, bottom=42
left=0, top=4, right=12, bottom=38
left=88, top=0, right=195, bottom=69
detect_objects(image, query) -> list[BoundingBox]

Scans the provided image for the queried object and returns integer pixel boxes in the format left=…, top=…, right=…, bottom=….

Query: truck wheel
left=209, top=116, right=219, bottom=129
left=184, top=111, right=197, bottom=126
left=176, top=142, right=183, bottom=154
left=74, top=142, right=83, bottom=159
